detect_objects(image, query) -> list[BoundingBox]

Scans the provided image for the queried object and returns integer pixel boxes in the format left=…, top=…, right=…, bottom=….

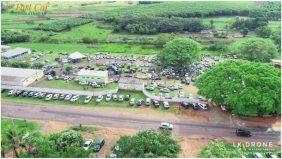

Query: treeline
left=35, top=17, right=94, bottom=32
left=232, top=17, right=268, bottom=31
left=1, top=30, right=30, bottom=44
left=111, top=16, right=205, bottom=34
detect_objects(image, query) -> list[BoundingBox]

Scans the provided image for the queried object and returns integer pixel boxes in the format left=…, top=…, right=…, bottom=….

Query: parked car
left=64, top=94, right=72, bottom=101
left=70, top=95, right=80, bottom=102
left=180, top=101, right=189, bottom=108
left=39, top=92, right=46, bottom=99
left=145, top=98, right=151, bottom=106
left=53, top=93, right=60, bottom=100
left=106, top=94, right=111, bottom=102
left=45, top=94, right=53, bottom=101
left=93, top=138, right=105, bottom=153
left=130, top=98, right=135, bottom=106
left=125, top=94, right=131, bottom=101
left=112, top=94, right=117, bottom=101
left=47, top=75, right=53, bottom=80
left=15, top=90, right=23, bottom=96
left=28, top=91, right=35, bottom=97
left=164, top=93, right=171, bottom=99
left=160, top=88, right=170, bottom=93
left=22, top=91, right=29, bottom=97
left=163, top=101, right=170, bottom=109
left=253, top=153, right=263, bottom=158
left=137, top=99, right=144, bottom=106
left=145, top=86, right=155, bottom=91
left=198, top=103, right=208, bottom=110
left=59, top=94, right=65, bottom=100
left=178, top=91, right=185, bottom=98
left=153, top=100, right=160, bottom=108
left=33, top=92, right=40, bottom=98
left=84, top=96, right=92, bottom=103
left=83, top=139, right=93, bottom=150
left=236, top=129, right=251, bottom=137
left=191, top=103, right=199, bottom=110
left=118, top=95, right=124, bottom=102
left=79, top=81, right=88, bottom=85
left=159, top=122, right=173, bottom=130
left=8, top=90, right=16, bottom=96
left=96, top=95, right=103, bottom=103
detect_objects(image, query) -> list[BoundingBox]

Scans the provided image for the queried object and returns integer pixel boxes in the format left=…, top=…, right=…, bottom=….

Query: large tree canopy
left=196, top=61, right=281, bottom=116
left=111, top=130, right=180, bottom=158
left=235, top=38, right=278, bottom=62
left=159, top=37, right=200, bottom=69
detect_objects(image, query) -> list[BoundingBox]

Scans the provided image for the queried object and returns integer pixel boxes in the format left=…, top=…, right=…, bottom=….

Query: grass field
left=202, top=16, right=237, bottom=30
left=51, top=23, right=111, bottom=43
left=38, top=80, right=118, bottom=91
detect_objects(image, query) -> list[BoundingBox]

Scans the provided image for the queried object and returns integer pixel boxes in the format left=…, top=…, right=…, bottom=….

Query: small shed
left=1, top=47, right=31, bottom=59
left=68, top=52, right=87, bottom=63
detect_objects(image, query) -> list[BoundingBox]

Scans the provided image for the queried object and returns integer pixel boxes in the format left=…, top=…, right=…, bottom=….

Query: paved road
left=2, top=102, right=280, bottom=144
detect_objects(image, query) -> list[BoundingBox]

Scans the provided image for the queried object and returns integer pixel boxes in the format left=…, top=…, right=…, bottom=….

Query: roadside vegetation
left=110, top=129, right=180, bottom=158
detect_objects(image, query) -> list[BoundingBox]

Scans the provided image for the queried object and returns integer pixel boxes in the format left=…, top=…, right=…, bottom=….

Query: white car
left=163, top=101, right=170, bottom=109
left=79, top=81, right=88, bottom=85
left=83, top=139, right=93, bottom=150
left=70, top=95, right=80, bottom=102
left=106, top=94, right=112, bottom=102
left=130, top=98, right=135, bottom=106
left=145, top=98, right=151, bottom=106
left=198, top=103, right=208, bottom=110
left=118, top=95, right=124, bottom=102
left=47, top=75, right=53, bottom=80
left=64, top=94, right=72, bottom=101
left=45, top=94, right=53, bottom=101
left=84, top=96, right=92, bottom=103
left=96, top=95, right=103, bottom=103
left=8, top=90, right=16, bottom=96
left=159, top=122, right=173, bottom=130
left=112, top=94, right=118, bottom=101
left=178, top=91, right=185, bottom=98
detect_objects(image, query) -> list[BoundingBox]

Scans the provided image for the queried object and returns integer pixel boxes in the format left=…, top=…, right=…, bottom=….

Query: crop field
left=101, top=1, right=259, bottom=18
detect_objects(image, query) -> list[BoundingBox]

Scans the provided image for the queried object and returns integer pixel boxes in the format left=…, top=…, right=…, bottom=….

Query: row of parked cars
left=7, top=89, right=171, bottom=108
left=83, top=138, right=105, bottom=153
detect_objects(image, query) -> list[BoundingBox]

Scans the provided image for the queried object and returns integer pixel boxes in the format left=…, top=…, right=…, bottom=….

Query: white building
left=77, top=69, right=109, bottom=84
left=1, top=67, right=44, bottom=86
left=1, top=47, right=31, bottom=59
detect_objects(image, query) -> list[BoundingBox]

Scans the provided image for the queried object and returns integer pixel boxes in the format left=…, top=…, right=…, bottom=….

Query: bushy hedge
left=1, top=30, right=30, bottom=44
left=115, top=16, right=205, bottom=34
left=35, top=17, right=94, bottom=32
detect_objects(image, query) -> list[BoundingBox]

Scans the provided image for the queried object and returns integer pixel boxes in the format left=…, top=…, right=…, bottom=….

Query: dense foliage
left=232, top=17, right=268, bottom=31
left=20, top=130, right=89, bottom=158
left=35, top=17, right=94, bottom=32
left=114, top=16, right=204, bottom=34
left=196, top=61, right=281, bottom=116
left=160, top=38, right=200, bottom=69
left=235, top=38, right=278, bottom=62
left=111, top=130, right=180, bottom=158
left=249, top=2, right=281, bottom=21
left=199, top=140, right=242, bottom=158
left=1, top=30, right=30, bottom=44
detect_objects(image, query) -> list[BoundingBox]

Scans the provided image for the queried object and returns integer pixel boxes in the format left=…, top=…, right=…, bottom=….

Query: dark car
left=266, top=152, right=277, bottom=158
left=236, top=129, right=251, bottom=137
left=180, top=101, right=189, bottom=109
left=137, top=99, right=144, bottom=106
left=15, top=90, right=23, bottom=96
left=153, top=100, right=160, bottom=108
left=191, top=103, right=199, bottom=110
left=93, top=138, right=105, bottom=153
left=28, top=91, right=35, bottom=97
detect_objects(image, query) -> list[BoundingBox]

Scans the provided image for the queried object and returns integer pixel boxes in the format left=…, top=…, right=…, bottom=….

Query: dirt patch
left=176, top=135, right=212, bottom=158
left=33, top=120, right=72, bottom=134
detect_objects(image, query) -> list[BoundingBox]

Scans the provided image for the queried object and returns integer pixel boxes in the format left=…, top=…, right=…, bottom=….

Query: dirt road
left=2, top=102, right=280, bottom=144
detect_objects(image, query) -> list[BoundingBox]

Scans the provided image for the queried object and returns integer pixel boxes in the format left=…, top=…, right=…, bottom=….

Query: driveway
left=2, top=102, right=280, bottom=145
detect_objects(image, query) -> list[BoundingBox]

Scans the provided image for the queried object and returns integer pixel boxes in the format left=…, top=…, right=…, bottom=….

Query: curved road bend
left=2, top=103, right=280, bottom=144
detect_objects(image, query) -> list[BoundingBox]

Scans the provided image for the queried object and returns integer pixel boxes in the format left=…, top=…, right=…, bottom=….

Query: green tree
left=240, top=28, right=248, bottom=37
left=196, top=61, right=281, bottom=116
left=159, top=38, right=200, bottom=69
left=236, top=38, right=278, bottom=62
left=255, top=26, right=272, bottom=38
left=65, top=65, right=73, bottom=74
left=271, top=30, right=281, bottom=53
left=111, top=129, right=180, bottom=158
left=199, top=140, right=242, bottom=158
